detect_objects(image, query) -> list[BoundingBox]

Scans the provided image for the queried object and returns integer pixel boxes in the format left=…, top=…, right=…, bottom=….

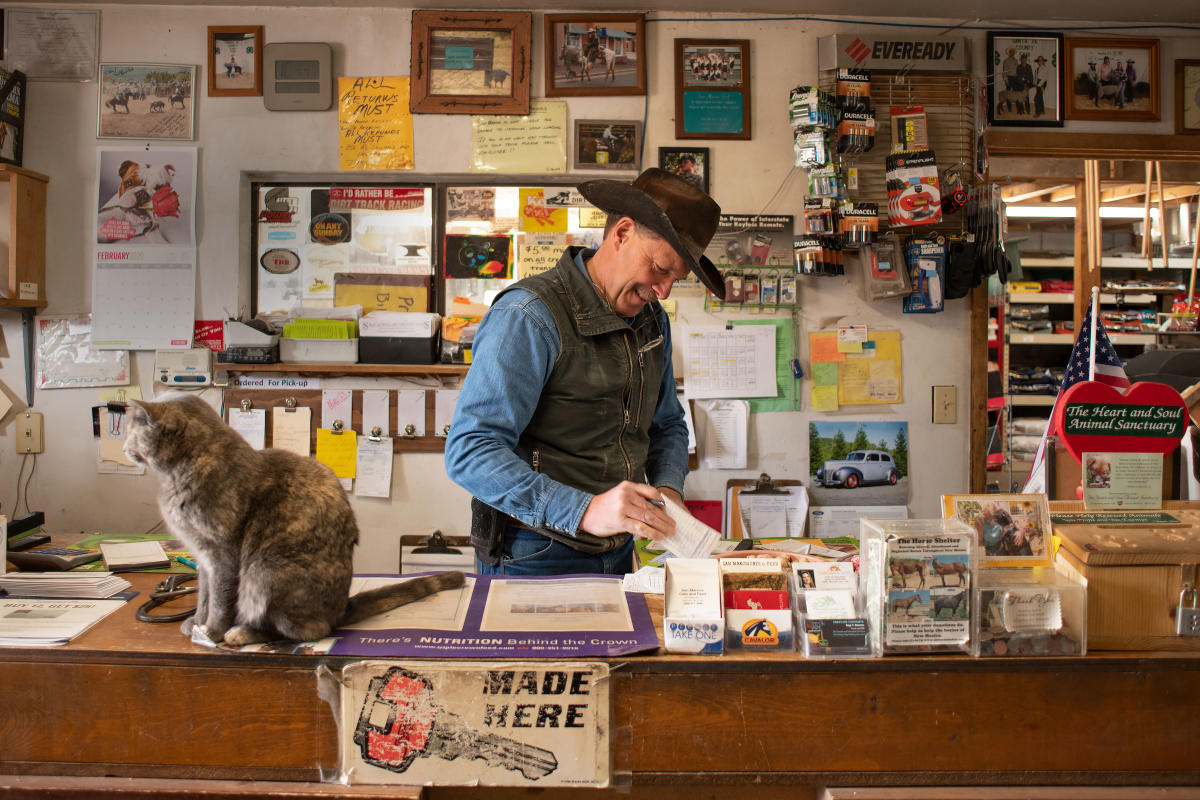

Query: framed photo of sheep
left=409, top=10, right=531, bottom=115
left=1064, top=37, right=1160, bottom=122
left=986, top=31, right=1064, bottom=128
left=97, top=63, right=197, bottom=140
left=208, top=25, right=263, bottom=97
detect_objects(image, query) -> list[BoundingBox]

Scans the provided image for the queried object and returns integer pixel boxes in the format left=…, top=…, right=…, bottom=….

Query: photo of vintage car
left=815, top=449, right=899, bottom=489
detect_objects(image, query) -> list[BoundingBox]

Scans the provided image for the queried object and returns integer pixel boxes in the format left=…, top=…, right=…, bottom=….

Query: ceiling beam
left=1049, top=185, right=1077, bottom=203
left=1001, top=182, right=1073, bottom=203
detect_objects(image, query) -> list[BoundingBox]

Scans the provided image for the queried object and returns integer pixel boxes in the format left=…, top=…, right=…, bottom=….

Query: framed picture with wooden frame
left=208, top=25, right=263, bottom=97
left=1175, top=59, right=1200, bottom=134
left=985, top=31, right=1064, bottom=127
left=543, top=13, right=646, bottom=98
left=573, top=119, right=642, bottom=171
left=409, top=10, right=531, bottom=115
left=1063, top=36, right=1160, bottom=122
left=674, top=38, right=751, bottom=140
left=658, top=146, right=709, bottom=194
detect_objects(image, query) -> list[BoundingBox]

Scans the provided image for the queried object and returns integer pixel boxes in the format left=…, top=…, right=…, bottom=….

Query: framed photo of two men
left=986, top=31, right=1064, bottom=127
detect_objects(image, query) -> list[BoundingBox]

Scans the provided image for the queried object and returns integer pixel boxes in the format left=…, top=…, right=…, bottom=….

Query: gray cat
left=123, top=395, right=464, bottom=646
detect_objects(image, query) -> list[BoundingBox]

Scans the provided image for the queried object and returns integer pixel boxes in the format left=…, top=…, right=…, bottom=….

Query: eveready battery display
left=885, top=150, right=942, bottom=227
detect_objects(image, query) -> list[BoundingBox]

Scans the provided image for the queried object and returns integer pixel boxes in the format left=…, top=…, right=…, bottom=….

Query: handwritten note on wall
left=518, top=234, right=567, bottom=279
left=338, top=76, right=414, bottom=170
left=471, top=100, right=567, bottom=173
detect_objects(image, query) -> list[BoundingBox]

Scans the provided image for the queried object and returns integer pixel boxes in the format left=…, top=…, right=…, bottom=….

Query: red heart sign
left=1053, top=381, right=1187, bottom=463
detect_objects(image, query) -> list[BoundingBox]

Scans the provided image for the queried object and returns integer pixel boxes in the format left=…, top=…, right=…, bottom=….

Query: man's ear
left=610, top=216, right=637, bottom=250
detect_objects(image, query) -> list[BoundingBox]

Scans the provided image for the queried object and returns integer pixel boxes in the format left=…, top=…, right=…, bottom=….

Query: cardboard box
left=1053, top=503, right=1200, bottom=650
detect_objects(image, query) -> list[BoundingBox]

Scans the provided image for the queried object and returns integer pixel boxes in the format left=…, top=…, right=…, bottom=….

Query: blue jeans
left=475, top=527, right=636, bottom=576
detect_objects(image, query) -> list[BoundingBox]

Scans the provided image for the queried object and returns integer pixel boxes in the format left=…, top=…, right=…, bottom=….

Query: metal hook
left=369, top=425, right=383, bottom=442
left=331, top=419, right=344, bottom=434
left=284, top=397, right=297, bottom=412
left=403, top=423, right=417, bottom=439
left=240, top=398, right=252, bottom=414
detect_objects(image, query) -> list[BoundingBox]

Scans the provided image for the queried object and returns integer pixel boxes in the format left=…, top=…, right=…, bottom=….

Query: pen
left=176, top=555, right=197, bottom=569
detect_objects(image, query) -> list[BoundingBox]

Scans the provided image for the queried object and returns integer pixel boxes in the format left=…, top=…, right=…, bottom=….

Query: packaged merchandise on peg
left=760, top=272, right=779, bottom=307
left=808, top=165, right=844, bottom=200
left=835, top=68, right=872, bottom=113
left=803, top=198, right=838, bottom=235
left=889, top=105, right=929, bottom=152
left=838, top=202, right=878, bottom=247
left=794, top=235, right=843, bottom=277
left=789, top=86, right=836, bottom=128
left=794, top=127, right=832, bottom=167
left=723, top=271, right=746, bottom=304
left=780, top=273, right=798, bottom=305
left=885, top=150, right=942, bottom=227
left=858, top=232, right=911, bottom=301
left=836, top=110, right=876, bottom=155
left=902, top=234, right=947, bottom=313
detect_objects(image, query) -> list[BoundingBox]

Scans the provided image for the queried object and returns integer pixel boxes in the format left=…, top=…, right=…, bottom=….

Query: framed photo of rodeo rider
left=544, top=13, right=646, bottom=98
left=97, top=63, right=197, bottom=140
left=208, top=25, right=263, bottom=97
left=409, top=10, right=531, bottom=115
left=1064, top=37, right=1160, bottom=122
left=986, top=31, right=1064, bottom=128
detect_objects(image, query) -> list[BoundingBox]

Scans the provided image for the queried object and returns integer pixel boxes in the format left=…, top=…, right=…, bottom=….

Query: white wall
left=0, top=6, right=1195, bottom=571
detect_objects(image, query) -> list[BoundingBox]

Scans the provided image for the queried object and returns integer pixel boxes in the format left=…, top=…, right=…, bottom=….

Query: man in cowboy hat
left=445, top=168, right=724, bottom=575
left=1032, top=54, right=1051, bottom=117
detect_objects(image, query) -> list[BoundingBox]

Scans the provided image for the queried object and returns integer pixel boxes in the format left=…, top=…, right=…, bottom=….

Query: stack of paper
left=99, top=540, right=170, bottom=572
left=0, top=571, right=132, bottom=599
left=0, top=596, right=128, bottom=646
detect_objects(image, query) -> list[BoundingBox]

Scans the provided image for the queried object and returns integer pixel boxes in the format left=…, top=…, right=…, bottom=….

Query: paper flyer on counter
left=884, top=534, right=971, bottom=649
left=326, top=573, right=659, bottom=658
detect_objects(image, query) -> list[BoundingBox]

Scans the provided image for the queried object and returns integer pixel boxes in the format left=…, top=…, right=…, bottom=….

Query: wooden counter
left=1, top=572, right=1198, bottom=799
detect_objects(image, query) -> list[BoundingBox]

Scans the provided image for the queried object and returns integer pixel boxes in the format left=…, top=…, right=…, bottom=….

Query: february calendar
left=91, top=147, right=197, bottom=350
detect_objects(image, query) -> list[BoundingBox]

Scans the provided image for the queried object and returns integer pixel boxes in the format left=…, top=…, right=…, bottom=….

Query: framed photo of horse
left=97, top=63, right=196, bottom=140
left=544, top=13, right=646, bottom=98
left=986, top=31, right=1064, bottom=128
left=941, top=492, right=1054, bottom=568
left=573, top=119, right=642, bottom=171
left=409, top=10, right=532, bottom=115
left=674, top=38, right=751, bottom=140
left=1064, top=37, right=1160, bottom=122
left=208, top=25, right=262, bottom=97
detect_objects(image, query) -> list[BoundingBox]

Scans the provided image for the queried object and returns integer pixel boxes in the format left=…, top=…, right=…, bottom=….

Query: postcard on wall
left=471, top=100, right=567, bottom=173
left=941, top=493, right=1054, bottom=568
left=808, top=420, right=908, bottom=507
left=1082, top=451, right=1163, bottom=510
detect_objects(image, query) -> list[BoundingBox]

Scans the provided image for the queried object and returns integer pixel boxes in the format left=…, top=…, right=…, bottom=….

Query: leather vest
left=495, top=247, right=666, bottom=553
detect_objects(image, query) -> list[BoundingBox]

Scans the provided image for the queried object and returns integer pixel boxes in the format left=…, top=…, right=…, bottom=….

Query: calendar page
left=91, top=147, right=197, bottom=350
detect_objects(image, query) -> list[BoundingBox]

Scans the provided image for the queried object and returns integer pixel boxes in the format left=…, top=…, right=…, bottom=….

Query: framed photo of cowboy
left=986, top=31, right=1064, bottom=128
left=544, top=13, right=646, bottom=98
left=97, top=63, right=197, bottom=140
left=208, top=25, right=263, bottom=97
left=573, top=119, right=642, bottom=171
left=659, top=146, right=709, bottom=194
left=1064, top=37, right=1160, bottom=122
left=409, top=10, right=531, bottom=115
left=674, top=38, right=751, bottom=140
left=1175, top=59, right=1200, bottom=134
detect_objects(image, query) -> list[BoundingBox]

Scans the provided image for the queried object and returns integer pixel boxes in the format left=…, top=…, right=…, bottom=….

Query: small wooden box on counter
left=1052, top=500, right=1200, bottom=651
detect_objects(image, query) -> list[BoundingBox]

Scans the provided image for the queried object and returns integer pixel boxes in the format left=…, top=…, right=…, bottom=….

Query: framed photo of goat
left=97, top=63, right=197, bottom=140
left=1064, top=37, right=1160, bottom=122
left=986, top=31, right=1064, bottom=127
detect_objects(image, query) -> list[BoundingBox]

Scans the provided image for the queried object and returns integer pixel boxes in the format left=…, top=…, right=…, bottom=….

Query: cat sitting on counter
left=123, top=394, right=464, bottom=647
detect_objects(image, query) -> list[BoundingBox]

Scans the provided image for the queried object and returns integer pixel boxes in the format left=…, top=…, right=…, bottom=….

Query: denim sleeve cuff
left=536, top=481, right=594, bottom=537
left=650, top=470, right=686, bottom=500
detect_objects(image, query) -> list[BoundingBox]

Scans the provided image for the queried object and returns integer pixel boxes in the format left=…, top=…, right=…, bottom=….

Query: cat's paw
left=223, top=625, right=268, bottom=647
left=180, top=616, right=196, bottom=636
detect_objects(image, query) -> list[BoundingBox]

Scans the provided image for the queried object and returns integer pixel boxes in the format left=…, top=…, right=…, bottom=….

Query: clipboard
left=724, top=473, right=808, bottom=539
left=399, top=531, right=473, bottom=575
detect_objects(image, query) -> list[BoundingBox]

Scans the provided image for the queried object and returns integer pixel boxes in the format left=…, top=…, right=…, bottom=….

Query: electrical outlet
left=932, top=386, right=957, bottom=424
left=16, top=411, right=44, bottom=454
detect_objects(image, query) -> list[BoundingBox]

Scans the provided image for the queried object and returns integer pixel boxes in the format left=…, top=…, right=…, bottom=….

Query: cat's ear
left=128, top=399, right=158, bottom=427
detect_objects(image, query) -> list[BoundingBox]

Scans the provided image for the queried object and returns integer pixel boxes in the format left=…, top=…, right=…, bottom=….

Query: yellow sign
left=338, top=76, right=414, bottom=171
left=519, top=188, right=567, bottom=233
left=316, top=428, right=358, bottom=478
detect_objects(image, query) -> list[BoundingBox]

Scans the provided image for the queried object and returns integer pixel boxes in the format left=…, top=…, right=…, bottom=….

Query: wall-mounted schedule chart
left=91, top=147, right=198, bottom=350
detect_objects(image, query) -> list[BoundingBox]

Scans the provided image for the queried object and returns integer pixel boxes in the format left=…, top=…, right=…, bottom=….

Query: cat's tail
left=340, top=571, right=467, bottom=627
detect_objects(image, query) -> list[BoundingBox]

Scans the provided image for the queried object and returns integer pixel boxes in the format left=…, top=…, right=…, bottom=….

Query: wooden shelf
left=1011, top=395, right=1056, bottom=406
left=215, top=362, right=469, bottom=376
left=1010, top=332, right=1073, bottom=344
left=1009, top=292, right=1073, bottom=304
left=0, top=164, right=49, bottom=311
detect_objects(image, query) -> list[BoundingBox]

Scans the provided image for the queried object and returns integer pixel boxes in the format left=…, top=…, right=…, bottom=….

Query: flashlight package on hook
left=885, top=150, right=942, bottom=227
left=889, top=105, right=929, bottom=152
left=902, top=234, right=947, bottom=314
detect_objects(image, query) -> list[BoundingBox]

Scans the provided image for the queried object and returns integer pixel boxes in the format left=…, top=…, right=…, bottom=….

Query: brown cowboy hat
left=579, top=167, right=725, bottom=298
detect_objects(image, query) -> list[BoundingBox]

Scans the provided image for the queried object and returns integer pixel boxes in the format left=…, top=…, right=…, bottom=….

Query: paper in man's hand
left=658, top=496, right=721, bottom=560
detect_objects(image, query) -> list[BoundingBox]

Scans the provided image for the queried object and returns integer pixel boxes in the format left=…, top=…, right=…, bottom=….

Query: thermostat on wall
left=264, top=42, right=333, bottom=111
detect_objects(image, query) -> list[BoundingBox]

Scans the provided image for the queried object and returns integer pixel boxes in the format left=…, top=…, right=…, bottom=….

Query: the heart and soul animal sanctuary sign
left=1054, top=381, right=1188, bottom=462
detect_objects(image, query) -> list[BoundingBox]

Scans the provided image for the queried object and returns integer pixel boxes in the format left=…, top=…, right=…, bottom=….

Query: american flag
left=1022, top=302, right=1130, bottom=493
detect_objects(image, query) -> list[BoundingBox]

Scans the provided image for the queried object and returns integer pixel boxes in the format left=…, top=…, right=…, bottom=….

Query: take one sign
left=1054, top=381, right=1188, bottom=462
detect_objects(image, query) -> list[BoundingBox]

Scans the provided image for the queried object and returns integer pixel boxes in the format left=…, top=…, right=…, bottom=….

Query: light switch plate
left=932, top=385, right=957, bottom=424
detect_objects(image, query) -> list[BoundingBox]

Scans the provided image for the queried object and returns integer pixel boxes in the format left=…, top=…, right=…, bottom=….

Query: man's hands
left=580, top=481, right=678, bottom=541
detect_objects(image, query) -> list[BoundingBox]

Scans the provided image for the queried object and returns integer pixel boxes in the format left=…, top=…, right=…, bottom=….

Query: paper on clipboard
left=724, top=480, right=809, bottom=538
